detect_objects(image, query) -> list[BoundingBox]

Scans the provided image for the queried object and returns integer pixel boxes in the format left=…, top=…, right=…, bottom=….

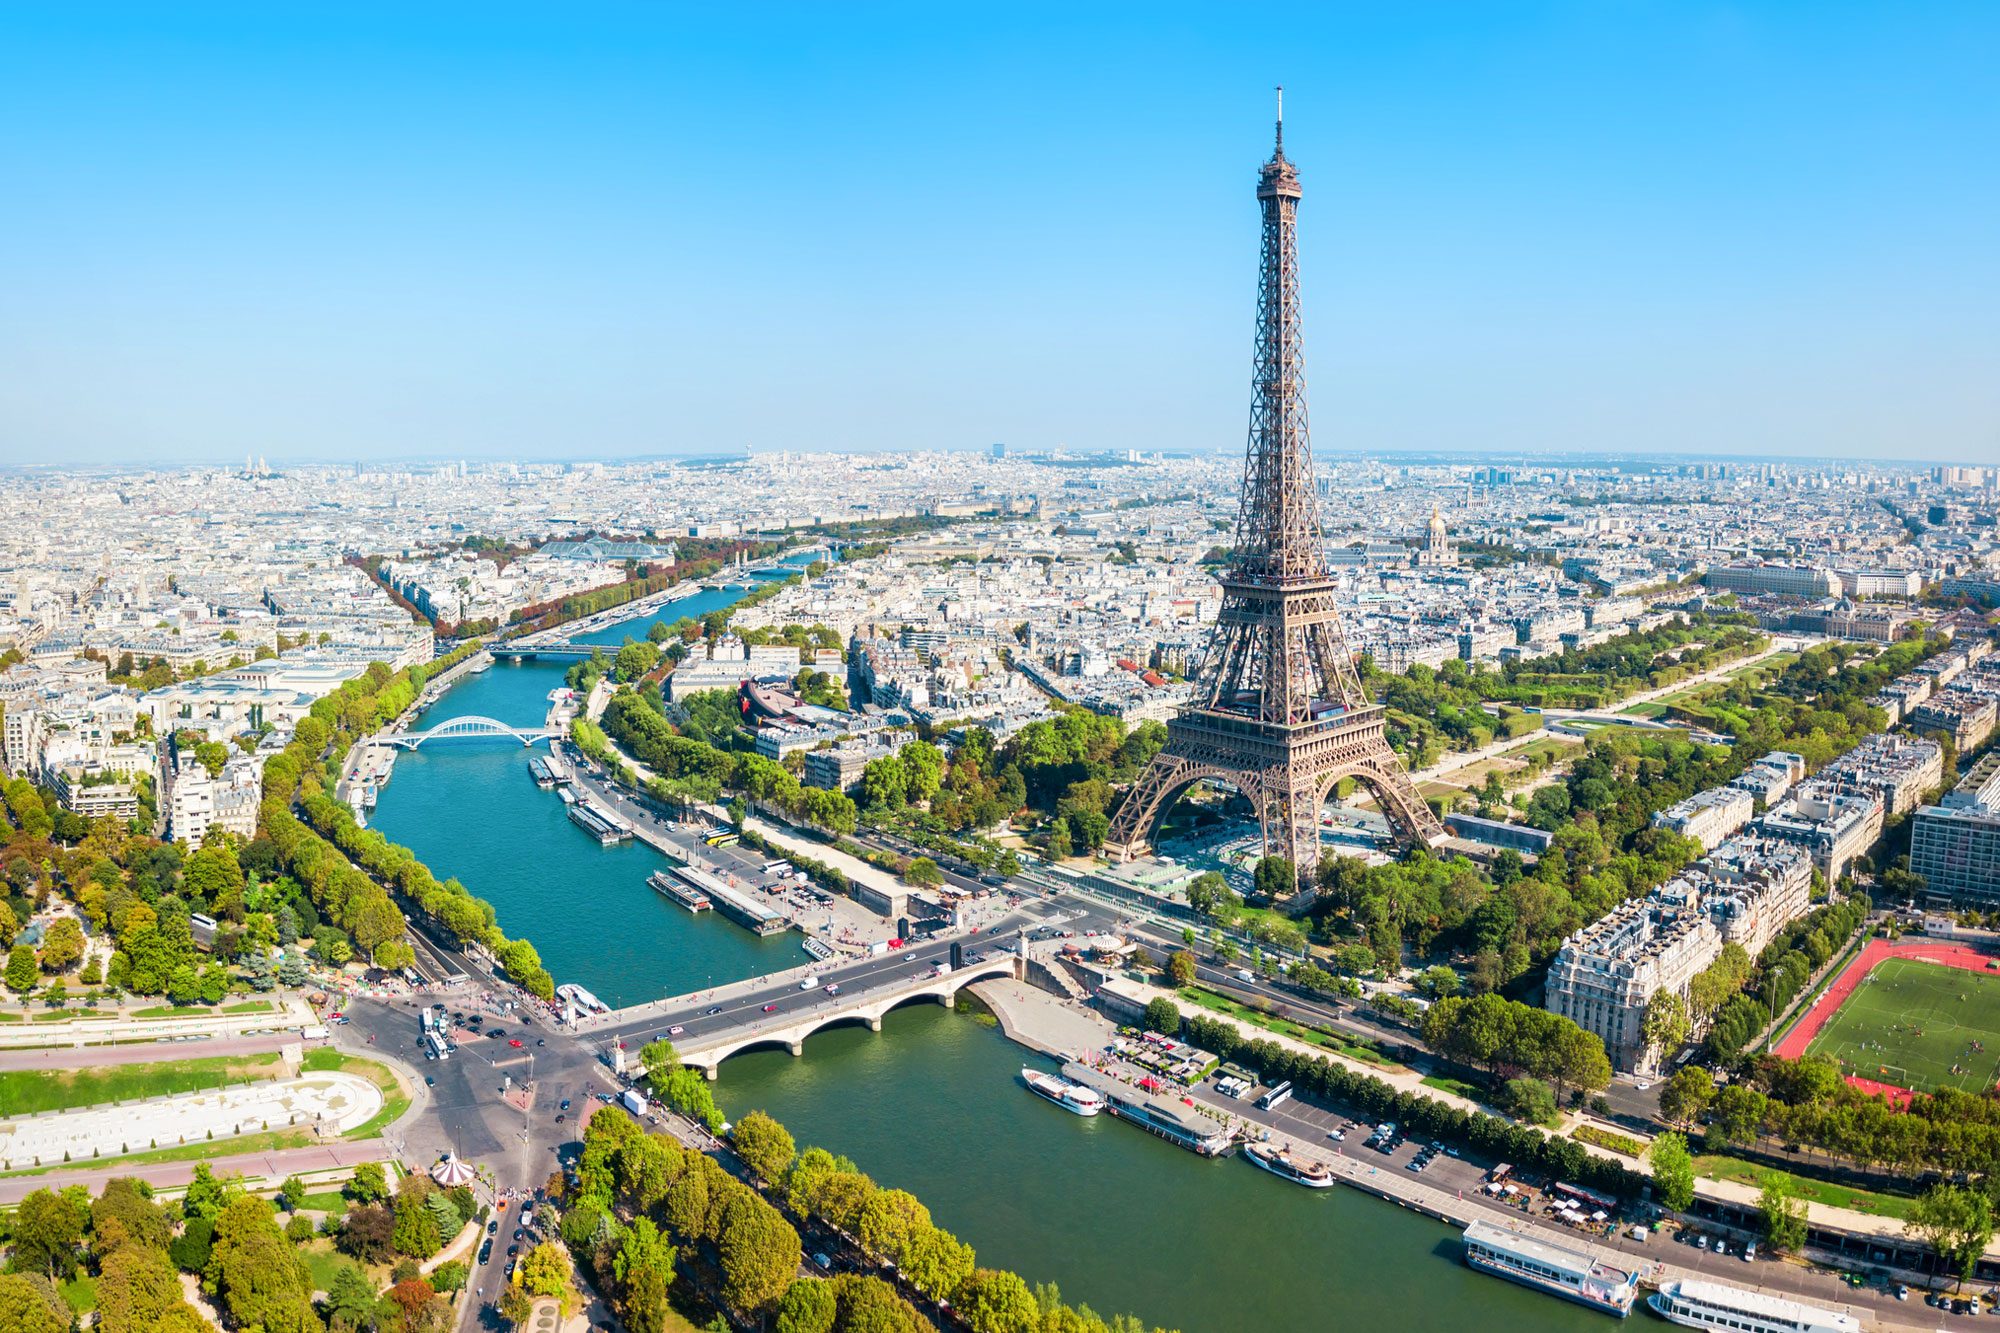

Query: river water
left=368, top=564, right=1606, bottom=1333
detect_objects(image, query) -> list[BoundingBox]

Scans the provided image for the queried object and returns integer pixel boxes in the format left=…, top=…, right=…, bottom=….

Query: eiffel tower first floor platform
left=1102, top=702, right=1449, bottom=895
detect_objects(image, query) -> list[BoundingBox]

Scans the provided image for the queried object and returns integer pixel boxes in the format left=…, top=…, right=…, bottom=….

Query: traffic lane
left=593, top=945, right=966, bottom=1046
left=590, top=912, right=1038, bottom=1044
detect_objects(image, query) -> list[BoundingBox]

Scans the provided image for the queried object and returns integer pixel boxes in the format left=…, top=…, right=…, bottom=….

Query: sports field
left=1805, top=957, right=2000, bottom=1096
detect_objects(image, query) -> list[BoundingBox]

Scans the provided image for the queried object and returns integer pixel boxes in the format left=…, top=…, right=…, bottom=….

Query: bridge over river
left=575, top=931, right=1025, bottom=1078
left=361, top=715, right=561, bottom=750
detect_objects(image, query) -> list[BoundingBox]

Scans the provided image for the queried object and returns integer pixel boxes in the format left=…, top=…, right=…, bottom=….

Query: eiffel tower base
left=1104, top=705, right=1448, bottom=908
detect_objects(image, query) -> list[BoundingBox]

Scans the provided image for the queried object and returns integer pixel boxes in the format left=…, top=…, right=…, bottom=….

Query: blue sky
left=2, top=3, right=1995, bottom=465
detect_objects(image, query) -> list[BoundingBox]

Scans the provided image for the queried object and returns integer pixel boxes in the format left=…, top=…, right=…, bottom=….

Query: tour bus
left=420, top=1009, right=435, bottom=1035
left=704, top=828, right=740, bottom=848
left=425, top=1030, right=449, bottom=1061
left=1256, top=1081, right=1294, bottom=1111
left=763, top=860, right=792, bottom=876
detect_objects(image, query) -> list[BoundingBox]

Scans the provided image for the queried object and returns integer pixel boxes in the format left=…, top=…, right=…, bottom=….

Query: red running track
left=1771, top=937, right=2000, bottom=1099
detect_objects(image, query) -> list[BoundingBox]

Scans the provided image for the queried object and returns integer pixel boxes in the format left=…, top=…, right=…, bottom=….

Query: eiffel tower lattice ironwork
left=1105, top=95, right=1448, bottom=892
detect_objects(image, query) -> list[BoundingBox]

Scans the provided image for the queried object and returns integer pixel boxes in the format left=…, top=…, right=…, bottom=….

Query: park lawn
left=1176, top=987, right=1401, bottom=1069
left=1804, top=957, right=2000, bottom=1095
left=301, top=1240, right=368, bottom=1296
left=0, top=1051, right=284, bottom=1115
left=130, top=999, right=275, bottom=1019
left=297, top=1189, right=351, bottom=1215
left=59, top=1275, right=95, bottom=1315
left=1693, top=1153, right=1915, bottom=1221
left=1422, top=1074, right=1488, bottom=1102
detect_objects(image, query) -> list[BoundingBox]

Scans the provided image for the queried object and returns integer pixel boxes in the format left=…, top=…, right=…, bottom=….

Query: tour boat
left=1020, top=1067, right=1106, bottom=1117
left=1648, top=1278, right=1860, bottom=1333
left=1243, top=1141, right=1335, bottom=1188
left=1461, top=1219, right=1636, bottom=1317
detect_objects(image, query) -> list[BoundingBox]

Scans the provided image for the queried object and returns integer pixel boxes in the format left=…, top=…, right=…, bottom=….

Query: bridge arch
left=382, top=715, right=555, bottom=749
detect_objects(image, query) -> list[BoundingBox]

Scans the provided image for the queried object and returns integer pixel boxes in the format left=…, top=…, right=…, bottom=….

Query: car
left=432, top=1001, right=447, bottom=1010
left=425, top=1075, right=435, bottom=1087
left=536, top=1038, right=545, bottom=1047
left=824, top=983, right=840, bottom=995
left=487, top=1029, right=505, bottom=1039
left=560, top=1098, right=571, bottom=1111
left=554, top=1114, right=565, bottom=1123
left=328, top=1011, right=344, bottom=1020
left=705, top=1006, right=723, bottom=1016
left=488, top=1220, right=499, bottom=1233
left=1896, top=1285, right=1910, bottom=1301
left=514, top=1228, right=525, bottom=1241
left=425, top=1051, right=436, bottom=1061
left=763, top=1003, right=779, bottom=1012
left=667, top=1025, right=685, bottom=1036
left=507, top=1244, right=519, bottom=1258
left=812, top=1252, right=832, bottom=1271
left=509, top=1039, right=524, bottom=1048
left=478, top=1242, right=492, bottom=1263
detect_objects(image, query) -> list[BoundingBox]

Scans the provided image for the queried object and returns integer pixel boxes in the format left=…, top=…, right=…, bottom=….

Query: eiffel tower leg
left=1335, top=756, right=1450, bottom=850
left=1104, top=749, right=1217, bottom=862
left=1258, top=769, right=1325, bottom=901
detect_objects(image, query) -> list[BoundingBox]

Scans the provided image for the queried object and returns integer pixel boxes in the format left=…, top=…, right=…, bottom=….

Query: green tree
left=1658, top=1066, right=1716, bottom=1130
left=392, top=1190, right=443, bottom=1259
left=34, top=918, right=83, bottom=973
left=732, top=1110, right=797, bottom=1186
left=904, top=856, right=943, bottom=888
left=0, top=1273, right=70, bottom=1333
left=1166, top=950, right=1197, bottom=988
left=278, top=1174, right=307, bottom=1211
left=775, top=1279, right=837, bottom=1333
left=612, top=1218, right=676, bottom=1333
left=1908, top=1184, right=1995, bottom=1291
left=1252, top=855, right=1298, bottom=900
left=716, top=1191, right=801, bottom=1314
left=855, top=1188, right=931, bottom=1265
left=95, top=1241, right=209, bottom=1333
left=1503, top=1076, right=1559, bottom=1126
left=206, top=1195, right=319, bottom=1333
left=1142, top=996, right=1180, bottom=1035
left=11, top=1188, right=86, bottom=1279
left=91, top=1177, right=174, bottom=1254
left=518, top=1240, right=572, bottom=1298
left=639, top=1037, right=679, bottom=1081
left=5, top=943, right=36, bottom=992
left=1650, top=1131, right=1696, bottom=1212
left=956, top=1268, right=1040, bottom=1333
left=902, top=1223, right=976, bottom=1303
left=346, top=1161, right=389, bottom=1202
left=1758, top=1171, right=1807, bottom=1253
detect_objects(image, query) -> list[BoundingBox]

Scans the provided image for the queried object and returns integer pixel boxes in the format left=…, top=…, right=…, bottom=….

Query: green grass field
left=1806, top=958, right=2000, bottom=1094
left=0, top=1052, right=284, bottom=1115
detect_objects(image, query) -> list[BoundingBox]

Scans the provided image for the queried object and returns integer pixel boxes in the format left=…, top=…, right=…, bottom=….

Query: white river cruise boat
left=1649, top=1278, right=1862, bottom=1333
left=1462, top=1219, right=1637, bottom=1317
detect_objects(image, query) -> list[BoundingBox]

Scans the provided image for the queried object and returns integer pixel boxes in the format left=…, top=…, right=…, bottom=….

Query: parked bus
left=762, top=860, right=792, bottom=876
left=705, top=831, right=741, bottom=848
left=425, top=1031, right=449, bottom=1061
left=1255, top=1081, right=1293, bottom=1111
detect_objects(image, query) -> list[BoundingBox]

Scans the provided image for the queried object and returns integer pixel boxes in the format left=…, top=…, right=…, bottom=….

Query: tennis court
left=1805, top=956, right=2000, bottom=1096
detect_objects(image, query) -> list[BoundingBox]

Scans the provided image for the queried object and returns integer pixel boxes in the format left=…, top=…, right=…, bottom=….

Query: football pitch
left=1806, top=957, right=2000, bottom=1095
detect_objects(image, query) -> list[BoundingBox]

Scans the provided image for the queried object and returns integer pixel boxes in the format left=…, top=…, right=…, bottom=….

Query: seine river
left=368, top=565, right=1605, bottom=1332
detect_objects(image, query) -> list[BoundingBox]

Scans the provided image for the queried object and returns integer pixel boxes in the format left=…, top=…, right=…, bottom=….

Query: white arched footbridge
left=365, top=715, right=560, bottom=750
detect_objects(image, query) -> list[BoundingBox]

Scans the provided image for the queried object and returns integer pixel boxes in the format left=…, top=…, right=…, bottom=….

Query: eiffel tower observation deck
left=1105, top=93, right=1448, bottom=897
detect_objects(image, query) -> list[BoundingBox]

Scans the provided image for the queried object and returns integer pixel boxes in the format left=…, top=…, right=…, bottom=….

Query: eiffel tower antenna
left=1105, top=103, right=1446, bottom=899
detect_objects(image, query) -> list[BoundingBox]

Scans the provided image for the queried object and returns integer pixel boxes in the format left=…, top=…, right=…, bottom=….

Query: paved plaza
left=0, top=1070, right=382, bottom=1169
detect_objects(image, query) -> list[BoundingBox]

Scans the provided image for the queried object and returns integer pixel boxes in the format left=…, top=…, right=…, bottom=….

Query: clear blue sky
left=2, top=3, right=1995, bottom=466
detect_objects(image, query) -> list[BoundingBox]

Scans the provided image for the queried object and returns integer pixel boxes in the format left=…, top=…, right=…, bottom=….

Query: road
left=0, top=1030, right=297, bottom=1071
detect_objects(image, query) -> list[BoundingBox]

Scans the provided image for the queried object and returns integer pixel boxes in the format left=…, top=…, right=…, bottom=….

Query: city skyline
left=2, top=4, right=1995, bottom=467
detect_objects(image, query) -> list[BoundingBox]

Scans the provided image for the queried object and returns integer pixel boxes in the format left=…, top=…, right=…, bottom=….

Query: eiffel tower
left=1105, top=94, right=1447, bottom=894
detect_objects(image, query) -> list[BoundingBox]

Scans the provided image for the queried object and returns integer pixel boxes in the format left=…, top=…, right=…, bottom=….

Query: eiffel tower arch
left=1105, top=93, right=1447, bottom=896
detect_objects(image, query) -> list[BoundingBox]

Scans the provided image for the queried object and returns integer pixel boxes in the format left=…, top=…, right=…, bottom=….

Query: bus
left=1255, top=1081, right=1293, bottom=1111
left=762, top=860, right=792, bottom=876
left=425, top=1031, right=449, bottom=1061
left=420, top=1009, right=435, bottom=1035
left=704, top=830, right=741, bottom=848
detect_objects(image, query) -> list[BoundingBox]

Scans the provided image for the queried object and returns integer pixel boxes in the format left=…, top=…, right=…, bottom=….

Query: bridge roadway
left=576, top=929, right=1029, bottom=1077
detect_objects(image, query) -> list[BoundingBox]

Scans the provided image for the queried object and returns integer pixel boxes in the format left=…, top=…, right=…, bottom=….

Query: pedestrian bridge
left=364, top=715, right=560, bottom=750
left=674, top=955, right=1023, bottom=1078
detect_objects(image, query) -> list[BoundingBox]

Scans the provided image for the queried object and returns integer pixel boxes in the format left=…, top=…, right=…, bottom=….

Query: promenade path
left=0, top=1140, right=391, bottom=1206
